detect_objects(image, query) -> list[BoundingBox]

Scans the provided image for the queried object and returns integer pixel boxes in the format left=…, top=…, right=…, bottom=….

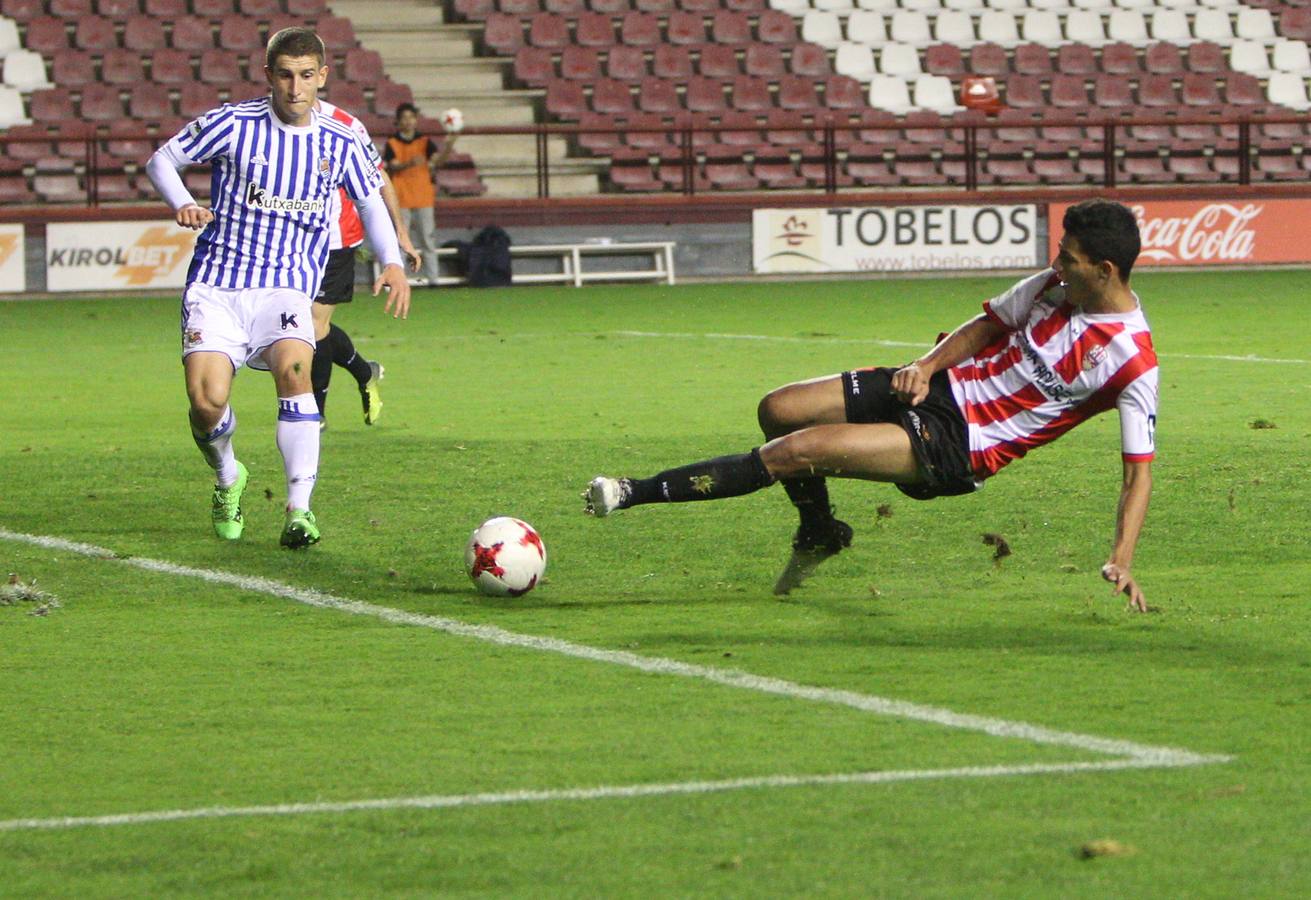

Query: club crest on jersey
left=1083, top=344, right=1108, bottom=371
left=245, top=182, right=324, bottom=213
left=184, top=329, right=203, bottom=347
left=319, top=157, right=330, bottom=175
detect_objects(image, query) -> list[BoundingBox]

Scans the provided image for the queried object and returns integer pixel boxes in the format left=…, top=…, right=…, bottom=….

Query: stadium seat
left=237, top=0, right=280, bottom=15
left=34, top=173, right=84, bottom=203
left=764, top=108, right=810, bottom=145
left=934, top=10, right=974, bottom=45
left=846, top=144, right=897, bottom=186
left=855, top=0, right=897, bottom=12
left=801, top=11, right=843, bottom=48
left=608, top=150, right=663, bottom=192
left=607, top=44, right=647, bottom=80
left=315, top=16, right=356, bottom=48
left=853, top=106, right=899, bottom=144
left=878, top=42, right=921, bottom=77
left=80, top=83, right=124, bottom=120
left=1050, top=74, right=1089, bottom=108
left=770, top=0, right=809, bottom=13
left=989, top=106, right=1038, bottom=142
left=97, top=48, right=146, bottom=85
left=1274, top=39, right=1311, bottom=74
left=73, top=15, right=116, bottom=50
left=978, top=10, right=1020, bottom=47
left=325, top=80, right=366, bottom=113
left=1065, top=11, right=1108, bottom=46
left=286, top=0, right=329, bottom=13
left=1011, top=42, right=1051, bottom=75
left=127, top=82, right=170, bottom=119
left=545, top=0, right=586, bottom=12
left=2, top=48, right=50, bottom=89
left=171, top=17, right=215, bottom=51
left=192, top=0, right=233, bottom=14
left=371, top=80, right=412, bottom=118
left=528, top=15, right=569, bottom=49
left=592, top=78, right=636, bottom=113
left=728, top=75, right=769, bottom=111
left=699, top=44, right=740, bottom=79
left=499, top=0, right=540, bottom=15
left=1, top=0, right=43, bottom=20
left=47, top=53, right=95, bottom=93
left=1230, top=39, right=1273, bottom=76
left=714, top=109, right=761, bottom=147
left=1004, top=73, right=1043, bottom=108
left=343, top=48, right=384, bottom=83
left=1267, top=71, right=1311, bottom=110
left=889, top=10, right=932, bottom=45
left=27, top=87, right=73, bottom=121
left=757, top=10, right=799, bottom=44
left=1140, top=72, right=1179, bottom=107
left=1021, top=11, right=1063, bottom=47
left=0, top=174, right=33, bottom=204
left=620, top=12, right=661, bottom=46
left=634, top=0, right=673, bottom=11
left=1148, top=10, right=1190, bottom=44
left=776, top=74, right=818, bottom=110
left=24, top=18, right=72, bottom=54
left=0, top=84, right=30, bottom=125
left=1236, top=7, right=1276, bottom=42
left=575, top=112, right=622, bottom=153
left=1057, top=43, right=1098, bottom=75
left=685, top=76, right=727, bottom=112
left=867, top=72, right=912, bottom=112
left=574, top=12, right=615, bottom=47
left=788, top=42, right=830, bottom=76
left=123, top=15, right=166, bottom=50
left=813, top=0, right=854, bottom=10
left=637, top=77, right=679, bottom=113
left=1106, top=11, right=1147, bottom=45
left=824, top=73, right=864, bottom=108
left=969, top=42, right=1009, bottom=76
left=1280, top=9, right=1311, bottom=44
left=1165, top=149, right=1216, bottom=182
left=545, top=80, right=587, bottom=117
left=196, top=48, right=239, bottom=85
left=912, top=74, right=963, bottom=113
left=925, top=43, right=964, bottom=77
left=515, top=46, right=555, bottom=85
left=1144, top=41, right=1184, bottom=74
left=835, top=42, right=876, bottom=79
left=901, top=0, right=940, bottom=11
left=665, top=11, right=705, bottom=45
left=1100, top=42, right=1141, bottom=74
left=51, top=0, right=93, bottom=15
left=743, top=44, right=784, bottom=77
left=178, top=81, right=221, bottom=117
left=653, top=45, right=693, bottom=80
left=1092, top=73, right=1133, bottom=107
left=754, top=148, right=806, bottom=187
left=703, top=147, right=759, bottom=189
left=845, top=10, right=889, bottom=46
left=1192, top=9, right=1235, bottom=45
left=483, top=14, right=525, bottom=54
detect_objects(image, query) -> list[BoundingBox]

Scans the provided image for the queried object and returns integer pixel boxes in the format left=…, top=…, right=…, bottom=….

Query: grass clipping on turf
left=2, top=573, right=61, bottom=616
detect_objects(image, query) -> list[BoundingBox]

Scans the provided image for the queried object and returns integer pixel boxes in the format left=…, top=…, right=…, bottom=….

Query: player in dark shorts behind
left=312, top=245, right=385, bottom=430
left=583, top=200, right=1158, bottom=611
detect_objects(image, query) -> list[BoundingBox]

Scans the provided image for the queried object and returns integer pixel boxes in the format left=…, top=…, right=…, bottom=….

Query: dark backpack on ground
left=467, top=225, right=512, bottom=287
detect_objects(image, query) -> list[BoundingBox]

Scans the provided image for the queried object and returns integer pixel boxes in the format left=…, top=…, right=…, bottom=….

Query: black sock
left=625, top=449, right=775, bottom=507
left=329, top=324, right=373, bottom=388
left=311, top=333, right=334, bottom=418
left=781, top=477, right=835, bottom=531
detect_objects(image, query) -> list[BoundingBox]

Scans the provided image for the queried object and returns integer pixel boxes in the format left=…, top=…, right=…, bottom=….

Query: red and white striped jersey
left=317, top=100, right=383, bottom=251
left=947, top=268, right=1158, bottom=480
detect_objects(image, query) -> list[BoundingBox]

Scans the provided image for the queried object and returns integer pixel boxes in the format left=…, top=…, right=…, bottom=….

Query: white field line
left=608, top=331, right=1311, bottom=366
left=0, top=528, right=1230, bottom=832
left=0, top=758, right=1179, bottom=833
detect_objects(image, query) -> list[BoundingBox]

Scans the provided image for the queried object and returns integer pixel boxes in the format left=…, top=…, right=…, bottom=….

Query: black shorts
left=315, top=246, right=357, bottom=305
left=841, top=366, right=978, bottom=501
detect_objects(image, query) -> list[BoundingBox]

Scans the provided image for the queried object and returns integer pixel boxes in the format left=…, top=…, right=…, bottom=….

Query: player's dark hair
left=1062, top=199, right=1140, bottom=281
left=395, top=102, right=419, bottom=120
left=265, top=27, right=325, bottom=70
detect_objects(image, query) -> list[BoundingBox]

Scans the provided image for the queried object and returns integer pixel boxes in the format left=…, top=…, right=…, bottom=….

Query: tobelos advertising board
left=46, top=221, right=199, bottom=292
left=753, top=205, right=1039, bottom=275
left=0, top=224, right=24, bottom=293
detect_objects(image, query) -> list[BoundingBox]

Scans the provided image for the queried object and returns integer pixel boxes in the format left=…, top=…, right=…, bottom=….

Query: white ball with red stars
left=441, top=108, right=464, bottom=133
left=465, top=517, right=546, bottom=597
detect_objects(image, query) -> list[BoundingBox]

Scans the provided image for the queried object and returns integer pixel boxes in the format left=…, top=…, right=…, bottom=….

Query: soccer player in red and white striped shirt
left=585, top=200, right=1157, bottom=611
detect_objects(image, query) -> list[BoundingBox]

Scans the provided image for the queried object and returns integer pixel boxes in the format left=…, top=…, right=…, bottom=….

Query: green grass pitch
left=1, top=270, right=1309, bottom=897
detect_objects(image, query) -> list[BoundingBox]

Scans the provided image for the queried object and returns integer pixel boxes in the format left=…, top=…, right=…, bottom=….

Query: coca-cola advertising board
left=1048, top=200, right=1310, bottom=267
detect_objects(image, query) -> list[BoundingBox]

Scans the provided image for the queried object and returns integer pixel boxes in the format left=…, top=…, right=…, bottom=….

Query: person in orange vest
left=383, top=103, right=457, bottom=287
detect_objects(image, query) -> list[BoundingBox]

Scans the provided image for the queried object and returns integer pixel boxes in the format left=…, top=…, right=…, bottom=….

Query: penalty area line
left=0, top=758, right=1191, bottom=833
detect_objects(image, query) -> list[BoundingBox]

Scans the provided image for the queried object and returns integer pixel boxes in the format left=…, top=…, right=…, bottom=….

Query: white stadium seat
left=1, top=49, right=52, bottom=91
left=901, top=0, right=942, bottom=11
left=1065, top=9, right=1109, bottom=46
left=855, top=0, right=897, bottom=11
left=1156, top=0, right=1194, bottom=9
left=1021, top=10, right=1065, bottom=46
left=0, top=85, right=32, bottom=126
left=768, top=0, right=810, bottom=12
left=1235, top=7, right=1276, bottom=42
left=943, top=0, right=985, bottom=11
left=1028, top=0, right=1066, bottom=10
left=867, top=73, right=913, bottom=113
left=889, top=10, right=932, bottom=45
left=814, top=0, right=857, bottom=11
left=913, top=74, right=965, bottom=113
left=984, top=0, right=1026, bottom=11
left=1192, top=8, right=1236, bottom=45
left=1112, top=0, right=1153, bottom=11
left=834, top=42, right=877, bottom=79
left=934, top=10, right=976, bottom=44
left=1073, top=0, right=1114, bottom=9
left=1273, top=38, right=1311, bottom=74
left=0, top=17, right=21, bottom=59
left=1268, top=70, right=1311, bottom=110
left=801, top=11, right=845, bottom=48
left=1229, top=39, right=1272, bottom=76
left=1149, top=9, right=1192, bottom=45
left=1107, top=10, right=1148, bottom=44
left=878, top=41, right=923, bottom=77
left=846, top=10, right=890, bottom=46
left=979, top=10, right=1022, bottom=45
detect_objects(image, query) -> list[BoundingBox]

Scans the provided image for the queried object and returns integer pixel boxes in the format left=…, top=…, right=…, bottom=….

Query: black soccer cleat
left=772, top=518, right=854, bottom=596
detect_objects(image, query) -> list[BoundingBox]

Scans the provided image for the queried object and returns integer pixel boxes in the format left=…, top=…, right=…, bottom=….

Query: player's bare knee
left=187, top=393, right=226, bottom=431
left=758, top=387, right=800, bottom=438
left=760, top=433, right=818, bottom=479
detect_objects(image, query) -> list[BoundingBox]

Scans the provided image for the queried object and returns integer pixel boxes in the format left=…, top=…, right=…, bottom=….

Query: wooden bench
left=379, top=241, right=677, bottom=287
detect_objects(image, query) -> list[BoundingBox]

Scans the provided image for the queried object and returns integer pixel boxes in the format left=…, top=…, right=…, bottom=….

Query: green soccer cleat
left=280, top=508, right=320, bottom=549
left=361, top=361, right=384, bottom=425
left=210, top=461, right=248, bottom=541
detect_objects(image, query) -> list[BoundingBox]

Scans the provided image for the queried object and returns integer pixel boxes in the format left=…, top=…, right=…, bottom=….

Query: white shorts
left=181, top=283, right=316, bottom=371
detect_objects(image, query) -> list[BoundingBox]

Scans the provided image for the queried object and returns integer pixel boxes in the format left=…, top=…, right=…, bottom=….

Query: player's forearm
left=915, top=315, right=1003, bottom=376
left=1109, top=463, right=1152, bottom=568
left=378, top=174, right=409, bottom=245
left=357, top=189, right=404, bottom=269
left=145, top=144, right=197, bottom=212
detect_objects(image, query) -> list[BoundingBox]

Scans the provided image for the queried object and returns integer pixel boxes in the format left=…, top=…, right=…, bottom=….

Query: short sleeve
left=167, top=106, right=234, bottom=165
left=1116, top=367, right=1158, bottom=461
left=983, top=268, right=1062, bottom=331
left=427, top=137, right=441, bottom=158
left=341, top=131, right=385, bottom=201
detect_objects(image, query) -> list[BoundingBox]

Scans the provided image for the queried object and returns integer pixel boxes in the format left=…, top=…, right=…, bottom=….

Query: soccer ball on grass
left=465, top=517, right=546, bottom=596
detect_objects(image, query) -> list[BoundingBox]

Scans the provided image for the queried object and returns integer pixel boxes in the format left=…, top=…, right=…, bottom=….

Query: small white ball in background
left=441, top=107, right=464, bottom=134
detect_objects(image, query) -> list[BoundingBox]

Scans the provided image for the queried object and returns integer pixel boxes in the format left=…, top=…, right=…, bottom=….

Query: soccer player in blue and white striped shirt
left=146, top=27, right=410, bottom=549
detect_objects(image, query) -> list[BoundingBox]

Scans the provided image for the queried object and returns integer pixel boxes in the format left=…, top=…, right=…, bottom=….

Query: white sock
left=276, top=393, right=321, bottom=511
left=192, top=406, right=238, bottom=488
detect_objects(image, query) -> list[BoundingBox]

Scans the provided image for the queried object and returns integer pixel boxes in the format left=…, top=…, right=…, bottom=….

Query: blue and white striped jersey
left=165, top=97, right=384, bottom=297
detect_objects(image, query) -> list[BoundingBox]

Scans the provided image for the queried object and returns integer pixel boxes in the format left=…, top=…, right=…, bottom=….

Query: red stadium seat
left=699, top=44, right=739, bottom=78
left=51, top=0, right=93, bottom=15
left=685, top=76, right=726, bottom=112
left=1012, top=43, right=1052, bottom=76
left=315, top=16, right=356, bottom=48
left=723, top=0, right=764, bottom=11
left=324, top=80, right=366, bottom=113
left=990, top=107, right=1039, bottom=143
left=638, top=77, right=682, bottom=114
left=372, top=80, right=413, bottom=118
left=515, top=46, right=556, bottom=85
left=545, top=80, right=587, bottom=117
left=1143, top=42, right=1183, bottom=75
left=237, top=0, right=280, bottom=15
left=1123, top=153, right=1168, bottom=183
left=286, top=0, right=329, bottom=13
left=1, top=0, right=44, bottom=20
left=1033, top=152, right=1085, bottom=185
left=846, top=145, right=897, bottom=186
left=665, top=12, right=706, bottom=45
left=620, top=12, right=661, bottom=46
left=1100, top=42, right=1141, bottom=75
left=714, top=110, right=760, bottom=147
left=754, top=148, right=806, bottom=188
left=1049, top=74, right=1088, bottom=109
left=1057, top=44, right=1098, bottom=76
left=34, top=173, right=85, bottom=204
left=81, top=83, right=125, bottom=120
left=28, top=88, right=74, bottom=121
left=777, top=75, right=818, bottom=110
left=123, top=15, right=166, bottom=50
left=1186, top=42, right=1224, bottom=74
left=199, top=49, right=242, bottom=84
left=925, top=44, right=964, bottom=77
left=151, top=48, right=194, bottom=84
left=731, top=76, right=772, bottom=111
left=903, top=110, right=945, bottom=144
left=23, top=18, right=72, bottom=53
left=343, top=48, right=384, bottom=83
left=592, top=78, right=635, bottom=114
left=192, top=0, right=235, bottom=15
left=635, top=0, right=673, bottom=13
left=609, top=150, right=664, bottom=192
left=1181, top=73, right=1221, bottom=107
left=764, top=109, right=811, bottom=146
left=969, top=43, right=1010, bottom=77
left=588, top=0, right=627, bottom=12
left=1004, top=75, right=1044, bottom=109
left=788, top=42, right=828, bottom=76
left=453, top=0, right=495, bottom=19
left=482, top=14, right=525, bottom=54
left=127, top=83, right=170, bottom=119
left=501, top=0, right=541, bottom=16
left=170, top=17, right=215, bottom=50
left=744, top=44, right=784, bottom=78
left=528, top=14, right=570, bottom=48
left=50, top=50, right=96, bottom=86
left=560, top=46, right=601, bottom=81
left=824, top=75, right=863, bottom=110
left=854, top=108, right=900, bottom=145
left=1093, top=74, right=1133, bottom=108
left=177, top=82, right=221, bottom=117
left=73, top=15, right=116, bottom=49
left=1225, top=73, right=1266, bottom=107
left=97, top=0, right=141, bottom=15
left=704, top=149, right=759, bottom=190
left=711, top=11, right=751, bottom=45
left=756, top=10, right=798, bottom=44
left=653, top=45, right=693, bottom=80
left=144, top=0, right=186, bottom=13
left=575, top=12, right=615, bottom=47
left=1280, top=8, right=1311, bottom=43
left=625, top=112, right=675, bottom=150
left=219, top=18, right=262, bottom=51
left=545, top=0, right=586, bottom=13
left=608, top=44, right=648, bottom=80
left=99, top=48, right=145, bottom=84
left=576, top=112, right=623, bottom=153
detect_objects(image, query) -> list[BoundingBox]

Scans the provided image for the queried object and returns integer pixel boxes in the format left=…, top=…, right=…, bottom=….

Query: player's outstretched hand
left=374, top=263, right=410, bottom=319
left=401, top=240, right=422, bottom=274
left=891, top=363, right=931, bottom=406
left=176, top=204, right=214, bottom=230
left=1102, top=562, right=1147, bottom=613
